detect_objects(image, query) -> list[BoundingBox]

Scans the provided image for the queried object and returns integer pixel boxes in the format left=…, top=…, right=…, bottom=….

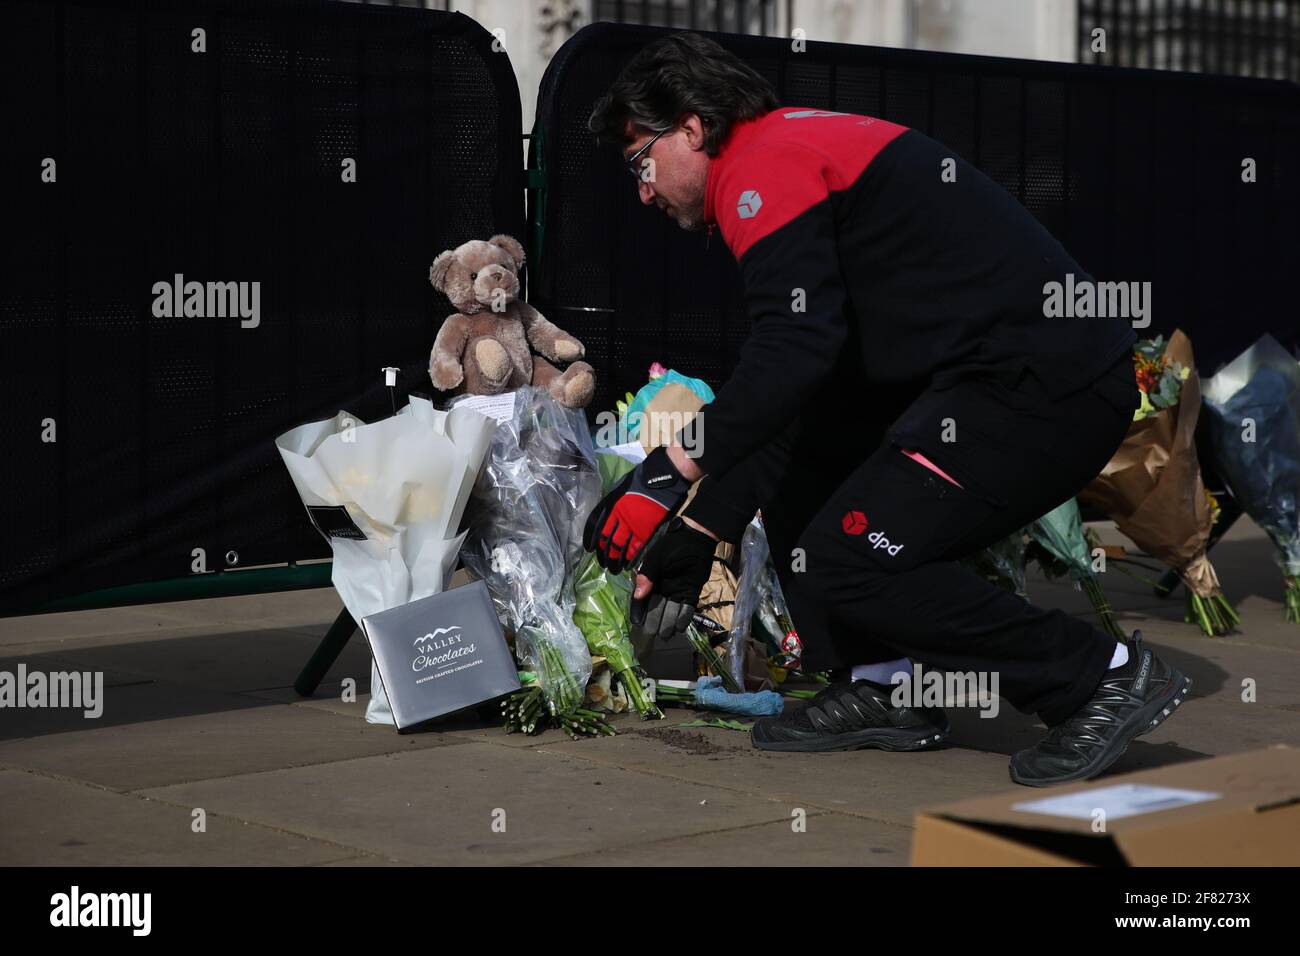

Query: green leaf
left=1157, top=372, right=1181, bottom=407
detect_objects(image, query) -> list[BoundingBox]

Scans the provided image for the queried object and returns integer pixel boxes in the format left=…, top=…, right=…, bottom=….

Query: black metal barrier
left=529, top=22, right=1300, bottom=416
left=0, top=0, right=524, bottom=612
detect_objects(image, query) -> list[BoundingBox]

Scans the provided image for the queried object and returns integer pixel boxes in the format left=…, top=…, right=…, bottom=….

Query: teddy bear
left=428, top=234, right=595, bottom=409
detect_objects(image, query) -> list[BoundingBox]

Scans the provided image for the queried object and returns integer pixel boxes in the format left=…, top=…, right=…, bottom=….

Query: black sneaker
left=1009, top=631, right=1191, bottom=787
left=751, top=679, right=950, bottom=753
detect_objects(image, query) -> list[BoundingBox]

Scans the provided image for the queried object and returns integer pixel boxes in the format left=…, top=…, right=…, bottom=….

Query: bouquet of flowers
left=460, top=388, right=599, bottom=721
left=1080, top=331, right=1239, bottom=635
left=1202, top=335, right=1300, bottom=623
left=275, top=394, right=494, bottom=725
left=961, top=530, right=1029, bottom=599
left=571, top=451, right=663, bottom=719
left=1025, top=498, right=1125, bottom=640
left=752, top=563, right=801, bottom=672
left=501, top=677, right=614, bottom=739
left=1133, top=336, right=1189, bottom=420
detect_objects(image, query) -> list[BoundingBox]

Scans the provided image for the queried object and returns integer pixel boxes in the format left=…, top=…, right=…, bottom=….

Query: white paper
left=603, top=441, right=647, bottom=463
left=1012, top=784, right=1220, bottom=821
left=457, top=391, right=518, bottom=424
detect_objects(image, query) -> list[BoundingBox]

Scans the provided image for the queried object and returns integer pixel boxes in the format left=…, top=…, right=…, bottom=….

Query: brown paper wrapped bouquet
left=1079, top=330, right=1239, bottom=635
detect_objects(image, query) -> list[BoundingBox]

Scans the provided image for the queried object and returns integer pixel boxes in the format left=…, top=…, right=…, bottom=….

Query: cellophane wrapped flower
left=569, top=450, right=662, bottom=719
left=1026, top=498, right=1125, bottom=640
left=460, top=388, right=598, bottom=719
left=962, top=530, right=1029, bottom=599
left=1202, top=335, right=1300, bottom=624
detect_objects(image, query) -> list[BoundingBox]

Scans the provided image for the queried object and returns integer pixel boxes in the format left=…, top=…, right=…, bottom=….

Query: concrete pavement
left=2, top=517, right=1296, bottom=866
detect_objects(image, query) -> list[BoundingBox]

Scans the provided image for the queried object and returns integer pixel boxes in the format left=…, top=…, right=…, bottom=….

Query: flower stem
left=1081, top=575, right=1126, bottom=640
left=686, top=623, right=743, bottom=693
left=1285, top=576, right=1300, bottom=624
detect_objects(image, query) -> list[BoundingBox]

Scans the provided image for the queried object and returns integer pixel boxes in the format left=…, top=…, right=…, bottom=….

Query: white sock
left=851, top=658, right=912, bottom=685
left=1108, top=642, right=1129, bottom=669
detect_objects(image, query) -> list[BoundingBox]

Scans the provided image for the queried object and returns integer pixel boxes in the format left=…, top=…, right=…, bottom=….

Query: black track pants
left=695, top=353, right=1138, bottom=726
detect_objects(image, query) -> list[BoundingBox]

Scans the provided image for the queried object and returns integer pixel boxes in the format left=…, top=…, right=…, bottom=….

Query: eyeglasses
left=623, top=126, right=670, bottom=180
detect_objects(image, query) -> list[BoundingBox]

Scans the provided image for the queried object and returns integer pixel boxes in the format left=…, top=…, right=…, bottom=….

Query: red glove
left=582, top=446, right=693, bottom=573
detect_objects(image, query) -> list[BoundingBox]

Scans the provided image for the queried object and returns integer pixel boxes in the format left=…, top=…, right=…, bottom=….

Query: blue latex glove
left=692, top=675, right=784, bottom=716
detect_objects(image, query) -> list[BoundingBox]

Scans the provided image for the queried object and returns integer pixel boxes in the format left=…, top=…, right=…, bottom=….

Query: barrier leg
left=294, top=608, right=358, bottom=697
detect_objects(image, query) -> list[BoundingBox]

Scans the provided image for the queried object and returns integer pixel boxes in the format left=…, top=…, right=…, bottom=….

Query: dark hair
left=588, top=32, right=779, bottom=157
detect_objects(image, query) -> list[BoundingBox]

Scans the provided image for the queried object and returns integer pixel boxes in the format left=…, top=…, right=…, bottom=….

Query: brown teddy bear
left=428, top=234, right=595, bottom=409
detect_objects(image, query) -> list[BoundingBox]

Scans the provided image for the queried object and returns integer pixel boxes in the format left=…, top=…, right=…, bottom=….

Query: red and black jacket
left=686, top=107, right=1134, bottom=521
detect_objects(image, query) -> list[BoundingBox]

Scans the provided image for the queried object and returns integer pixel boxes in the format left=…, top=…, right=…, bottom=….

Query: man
left=582, top=33, right=1190, bottom=786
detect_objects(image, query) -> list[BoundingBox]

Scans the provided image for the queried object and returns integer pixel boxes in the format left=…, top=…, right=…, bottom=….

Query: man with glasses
left=582, top=32, right=1190, bottom=786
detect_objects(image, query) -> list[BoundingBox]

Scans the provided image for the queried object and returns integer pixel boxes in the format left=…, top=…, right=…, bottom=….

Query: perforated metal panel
left=0, top=0, right=523, bottom=611
left=531, top=22, right=1300, bottom=415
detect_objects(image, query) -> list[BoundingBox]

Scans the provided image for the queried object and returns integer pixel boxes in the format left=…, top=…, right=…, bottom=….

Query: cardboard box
left=912, top=746, right=1300, bottom=866
left=361, top=578, right=519, bottom=732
